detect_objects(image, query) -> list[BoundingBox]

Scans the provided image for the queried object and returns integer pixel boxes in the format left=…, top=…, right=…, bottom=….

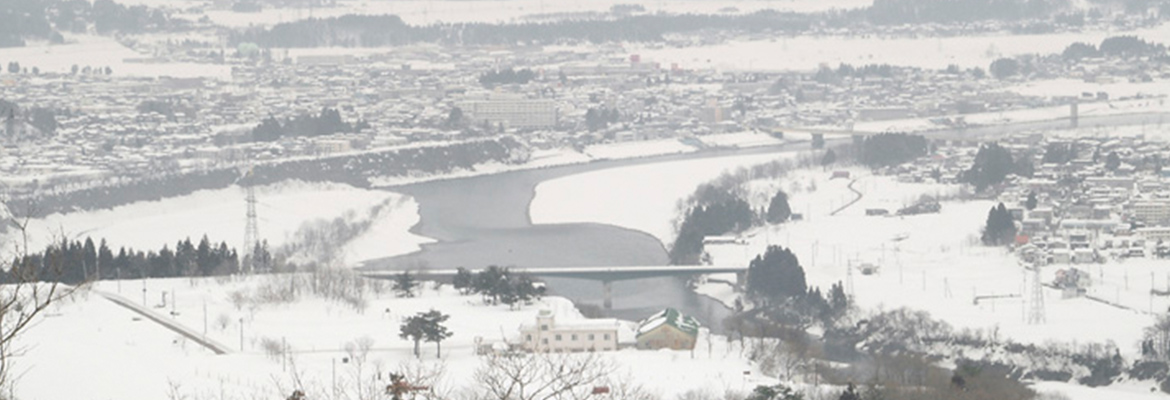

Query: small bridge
left=361, top=265, right=746, bottom=309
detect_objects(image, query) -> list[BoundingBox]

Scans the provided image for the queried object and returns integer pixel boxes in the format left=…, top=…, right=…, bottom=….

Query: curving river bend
left=359, top=110, right=1170, bottom=330
left=361, top=143, right=812, bottom=330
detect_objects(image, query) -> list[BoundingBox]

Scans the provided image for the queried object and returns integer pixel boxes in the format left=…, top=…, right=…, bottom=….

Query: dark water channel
left=360, top=144, right=808, bottom=331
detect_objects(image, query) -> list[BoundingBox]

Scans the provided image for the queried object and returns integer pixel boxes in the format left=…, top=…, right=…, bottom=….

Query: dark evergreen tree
left=421, top=309, right=453, bottom=357
left=669, top=196, right=756, bottom=264
left=1025, top=192, right=1038, bottom=211
left=858, top=133, right=927, bottom=168
left=453, top=267, right=473, bottom=294
left=989, top=58, right=1020, bottom=79
left=1105, top=151, right=1121, bottom=171
left=399, top=313, right=426, bottom=358
left=766, top=189, right=792, bottom=224
left=962, top=142, right=1015, bottom=191
left=746, top=246, right=807, bottom=307
left=83, top=237, right=97, bottom=279
left=820, top=149, right=837, bottom=168
left=981, top=203, right=1017, bottom=246
left=393, top=271, right=417, bottom=298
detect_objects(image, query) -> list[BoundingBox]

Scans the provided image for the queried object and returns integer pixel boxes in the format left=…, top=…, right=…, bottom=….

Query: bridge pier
left=811, top=133, right=825, bottom=149
left=602, top=280, right=613, bottom=309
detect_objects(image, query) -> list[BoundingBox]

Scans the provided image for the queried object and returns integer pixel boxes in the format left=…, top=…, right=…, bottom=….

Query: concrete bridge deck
left=361, top=265, right=746, bottom=309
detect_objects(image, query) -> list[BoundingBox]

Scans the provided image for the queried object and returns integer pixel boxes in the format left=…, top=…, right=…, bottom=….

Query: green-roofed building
left=634, top=308, right=701, bottom=350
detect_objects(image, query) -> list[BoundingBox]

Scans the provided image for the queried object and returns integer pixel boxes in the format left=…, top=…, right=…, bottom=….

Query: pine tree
left=747, top=246, right=807, bottom=307
left=1105, top=151, right=1121, bottom=171
left=399, top=314, right=426, bottom=358
left=981, top=203, right=1017, bottom=246
left=1025, top=192, right=1038, bottom=211
left=453, top=267, right=473, bottom=294
left=766, top=189, right=792, bottom=224
left=83, top=237, right=98, bottom=279
left=421, top=310, right=453, bottom=357
left=393, top=271, right=417, bottom=298
left=820, top=149, right=837, bottom=168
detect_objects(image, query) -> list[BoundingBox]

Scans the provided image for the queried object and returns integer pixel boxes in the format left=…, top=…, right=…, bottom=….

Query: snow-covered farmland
left=530, top=151, right=802, bottom=245
left=700, top=168, right=1160, bottom=356
left=3, top=181, right=431, bottom=266
left=13, top=276, right=773, bottom=400
left=1002, top=78, right=1170, bottom=99
left=853, top=97, right=1170, bottom=133
left=190, top=0, right=871, bottom=27
left=0, top=34, right=232, bottom=79
left=632, top=22, right=1170, bottom=71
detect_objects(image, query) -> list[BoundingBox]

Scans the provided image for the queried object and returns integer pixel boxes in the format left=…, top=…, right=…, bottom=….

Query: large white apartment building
left=1131, top=201, right=1170, bottom=224
left=461, top=95, right=558, bottom=129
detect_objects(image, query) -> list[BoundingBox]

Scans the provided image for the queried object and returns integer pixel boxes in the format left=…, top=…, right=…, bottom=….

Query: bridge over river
left=363, top=265, right=746, bottom=309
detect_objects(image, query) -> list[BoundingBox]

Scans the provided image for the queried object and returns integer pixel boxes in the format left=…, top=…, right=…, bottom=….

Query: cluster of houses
left=8, top=25, right=1161, bottom=202
left=1004, top=138, right=1170, bottom=265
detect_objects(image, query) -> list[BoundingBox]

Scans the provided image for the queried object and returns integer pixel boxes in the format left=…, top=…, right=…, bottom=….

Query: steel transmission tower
left=1027, top=263, right=1046, bottom=324
left=243, top=167, right=259, bottom=274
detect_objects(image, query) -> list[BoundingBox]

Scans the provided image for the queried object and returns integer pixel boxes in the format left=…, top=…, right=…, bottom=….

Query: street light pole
left=239, top=317, right=244, bottom=351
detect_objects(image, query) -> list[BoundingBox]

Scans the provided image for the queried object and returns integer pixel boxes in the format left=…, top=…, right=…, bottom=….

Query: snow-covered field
left=530, top=151, right=802, bottom=245
left=189, top=0, right=871, bottom=27
left=3, top=181, right=431, bottom=266
left=0, top=34, right=232, bottom=79
left=854, top=97, right=1170, bottom=133
left=1003, top=78, right=1170, bottom=99
left=632, top=22, right=1170, bottom=71
left=14, top=276, right=772, bottom=400
left=697, top=131, right=786, bottom=148
left=531, top=159, right=1170, bottom=398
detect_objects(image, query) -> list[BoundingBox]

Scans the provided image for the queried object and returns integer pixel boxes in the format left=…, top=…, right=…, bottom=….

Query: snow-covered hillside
left=13, top=275, right=775, bottom=400
left=3, top=181, right=431, bottom=266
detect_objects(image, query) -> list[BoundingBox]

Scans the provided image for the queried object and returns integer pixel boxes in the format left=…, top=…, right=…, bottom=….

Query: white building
left=518, top=310, right=621, bottom=353
left=1132, top=201, right=1170, bottom=224
left=461, top=95, right=558, bottom=129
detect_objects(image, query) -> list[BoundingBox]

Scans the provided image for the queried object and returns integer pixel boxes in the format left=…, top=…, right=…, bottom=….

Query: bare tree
left=345, top=336, right=376, bottom=400
left=389, top=359, right=451, bottom=400
left=473, top=352, right=614, bottom=400
left=0, top=216, right=79, bottom=393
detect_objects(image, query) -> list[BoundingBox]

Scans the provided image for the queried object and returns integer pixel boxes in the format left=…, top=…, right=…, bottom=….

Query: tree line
left=1063, top=35, right=1169, bottom=61
left=478, top=68, right=536, bottom=87
left=858, top=132, right=928, bottom=168
left=250, top=107, right=369, bottom=142
left=4, top=235, right=273, bottom=284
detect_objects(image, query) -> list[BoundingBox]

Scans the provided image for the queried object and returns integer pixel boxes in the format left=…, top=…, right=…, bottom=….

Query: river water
left=360, top=144, right=810, bottom=331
